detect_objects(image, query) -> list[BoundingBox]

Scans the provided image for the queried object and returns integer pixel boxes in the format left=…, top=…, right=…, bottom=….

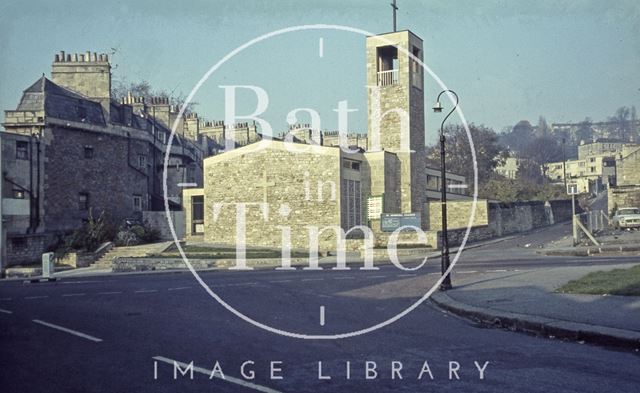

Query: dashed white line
left=334, top=276, right=355, bottom=280
left=97, top=291, right=122, bottom=295
left=397, top=274, right=417, bottom=278
left=368, top=275, right=387, bottom=279
left=0, top=308, right=13, bottom=314
left=457, top=271, right=477, bottom=274
left=167, top=287, right=191, bottom=291
left=32, top=319, right=103, bottom=342
left=301, top=278, right=324, bottom=282
left=487, top=269, right=508, bottom=272
left=60, top=280, right=104, bottom=284
left=320, top=305, right=325, bottom=326
left=62, top=293, right=86, bottom=297
left=269, top=280, right=292, bottom=283
left=134, top=289, right=158, bottom=293
left=153, top=356, right=281, bottom=393
left=0, top=297, right=12, bottom=301
left=227, top=282, right=257, bottom=287
left=25, top=295, right=49, bottom=300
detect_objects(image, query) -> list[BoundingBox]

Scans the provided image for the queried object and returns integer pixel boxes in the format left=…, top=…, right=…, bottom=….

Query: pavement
left=431, top=264, right=640, bottom=348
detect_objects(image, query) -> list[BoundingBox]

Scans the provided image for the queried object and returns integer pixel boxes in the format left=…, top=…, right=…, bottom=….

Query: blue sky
left=1, top=0, right=638, bottom=143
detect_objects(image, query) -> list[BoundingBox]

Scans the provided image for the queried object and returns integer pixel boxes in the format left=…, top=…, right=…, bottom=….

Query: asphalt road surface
left=1, top=223, right=639, bottom=392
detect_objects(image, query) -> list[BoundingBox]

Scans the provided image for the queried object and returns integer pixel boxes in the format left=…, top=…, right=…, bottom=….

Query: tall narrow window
left=133, top=194, right=142, bottom=211
left=84, top=146, right=94, bottom=159
left=341, top=179, right=362, bottom=230
left=16, top=141, right=28, bottom=160
left=192, top=195, right=204, bottom=234
left=78, top=192, right=89, bottom=211
left=138, top=154, right=147, bottom=168
left=411, top=46, right=423, bottom=89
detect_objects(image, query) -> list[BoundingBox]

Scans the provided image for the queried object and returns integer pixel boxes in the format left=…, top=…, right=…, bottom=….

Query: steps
left=90, top=242, right=172, bottom=269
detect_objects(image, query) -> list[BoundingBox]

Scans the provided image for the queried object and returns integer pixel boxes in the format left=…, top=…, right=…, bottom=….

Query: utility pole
left=562, top=138, right=567, bottom=190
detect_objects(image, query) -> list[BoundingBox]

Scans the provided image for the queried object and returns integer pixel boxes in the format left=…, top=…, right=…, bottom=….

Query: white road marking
left=269, top=279, right=292, bottom=283
left=487, top=269, right=508, bottom=272
left=62, top=293, right=86, bottom=297
left=0, top=308, right=13, bottom=314
left=368, top=275, right=387, bottom=279
left=25, top=295, right=49, bottom=300
left=97, top=291, right=122, bottom=295
left=60, top=280, right=104, bottom=284
left=320, top=305, right=325, bottom=326
left=301, top=278, right=324, bottom=282
left=167, top=287, right=191, bottom=291
left=318, top=37, right=324, bottom=57
left=0, top=297, right=12, bottom=301
left=334, top=276, right=355, bottom=280
left=153, top=356, right=282, bottom=393
left=397, top=274, right=417, bottom=277
left=457, top=271, right=477, bottom=274
left=32, top=319, right=102, bottom=342
left=135, top=289, right=158, bottom=293
left=227, top=282, right=257, bottom=287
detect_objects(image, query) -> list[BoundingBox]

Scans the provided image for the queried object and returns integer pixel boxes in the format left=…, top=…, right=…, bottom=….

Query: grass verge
left=558, top=265, right=640, bottom=296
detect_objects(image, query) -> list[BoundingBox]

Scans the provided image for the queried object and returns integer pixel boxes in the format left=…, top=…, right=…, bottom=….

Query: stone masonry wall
left=42, top=125, right=149, bottom=232
left=203, top=142, right=343, bottom=251
left=428, top=200, right=489, bottom=230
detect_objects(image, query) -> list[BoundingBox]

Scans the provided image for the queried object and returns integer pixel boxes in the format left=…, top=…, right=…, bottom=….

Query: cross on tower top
left=391, top=0, right=398, bottom=32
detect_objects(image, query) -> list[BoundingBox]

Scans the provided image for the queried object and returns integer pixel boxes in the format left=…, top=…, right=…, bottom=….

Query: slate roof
left=17, top=76, right=106, bottom=126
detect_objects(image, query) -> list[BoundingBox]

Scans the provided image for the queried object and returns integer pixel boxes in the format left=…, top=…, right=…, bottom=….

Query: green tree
left=111, top=78, right=196, bottom=113
left=522, top=136, right=564, bottom=177
left=425, top=123, right=506, bottom=186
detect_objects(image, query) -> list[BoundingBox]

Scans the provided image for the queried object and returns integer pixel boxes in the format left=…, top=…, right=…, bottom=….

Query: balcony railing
left=377, top=69, right=398, bottom=86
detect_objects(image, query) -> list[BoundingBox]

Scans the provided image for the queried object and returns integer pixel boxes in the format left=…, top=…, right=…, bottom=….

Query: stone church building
left=184, top=30, right=453, bottom=251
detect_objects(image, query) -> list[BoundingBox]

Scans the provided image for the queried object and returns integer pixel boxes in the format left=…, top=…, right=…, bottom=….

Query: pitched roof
left=16, top=76, right=106, bottom=126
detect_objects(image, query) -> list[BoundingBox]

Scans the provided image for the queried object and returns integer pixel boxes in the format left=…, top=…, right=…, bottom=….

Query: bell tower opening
left=377, top=45, right=399, bottom=86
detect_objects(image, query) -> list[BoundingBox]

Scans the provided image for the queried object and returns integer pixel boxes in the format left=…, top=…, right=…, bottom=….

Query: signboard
left=380, top=213, right=421, bottom=232
left=367, top=195, right=383, bottom=220
left=566, top=183, right=578, bottom=195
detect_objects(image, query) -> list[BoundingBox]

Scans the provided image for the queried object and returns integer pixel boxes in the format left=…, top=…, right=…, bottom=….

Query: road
left=1, top=223, right=639, bottom=392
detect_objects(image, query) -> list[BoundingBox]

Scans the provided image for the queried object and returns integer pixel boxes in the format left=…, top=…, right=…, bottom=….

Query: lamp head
left=432, top=101, right=443, bottom=113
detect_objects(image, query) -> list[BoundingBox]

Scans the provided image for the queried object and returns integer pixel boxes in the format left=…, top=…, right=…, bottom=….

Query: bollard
left=42, top=252, right=55, bottom=279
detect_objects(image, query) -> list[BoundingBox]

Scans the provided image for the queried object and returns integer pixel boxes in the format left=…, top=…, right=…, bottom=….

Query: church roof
left=203, top=139, right=344, bottom=165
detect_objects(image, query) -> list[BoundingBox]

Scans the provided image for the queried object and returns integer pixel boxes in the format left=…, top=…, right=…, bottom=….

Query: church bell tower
left=366, top=30, right=426, bottom=215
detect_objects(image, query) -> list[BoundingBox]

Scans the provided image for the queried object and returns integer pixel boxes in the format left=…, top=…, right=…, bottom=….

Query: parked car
left=612, top=207, right=640, bottom=229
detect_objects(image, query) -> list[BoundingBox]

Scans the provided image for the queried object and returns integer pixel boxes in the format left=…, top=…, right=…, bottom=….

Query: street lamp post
left=433, top=89, right=459, bottom=291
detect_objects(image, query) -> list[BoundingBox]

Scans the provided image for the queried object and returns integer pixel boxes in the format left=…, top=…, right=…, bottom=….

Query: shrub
left=114, top=221, right=161, bottom=246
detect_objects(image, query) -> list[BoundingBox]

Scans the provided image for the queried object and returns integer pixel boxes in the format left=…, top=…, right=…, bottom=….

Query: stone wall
left=203, top=141, right=343, bottom=251
left=42, top=125, right=150, bottom=232
left=617, top=149, right=640, bottom=186
left=5, top=234, right=51, bottom=266
left=142, top=210, right=185, bottom=240
left=428, top=200, right=489, bottom=230
left=608, top=185, right=640, bottom=215
left=427, top=199, right=574, bottom=248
